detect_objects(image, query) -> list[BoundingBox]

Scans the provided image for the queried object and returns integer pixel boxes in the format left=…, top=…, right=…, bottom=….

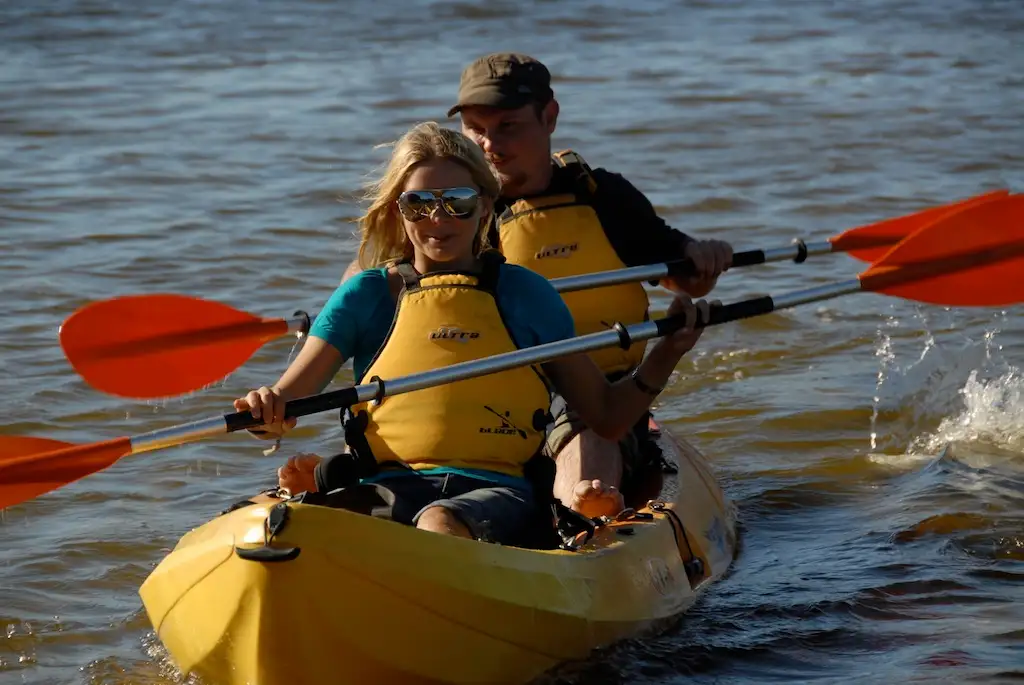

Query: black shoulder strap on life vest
left=485, top=213, right=501, bottom=250
left=355, top=260, right=417, bottom=383
left=476, top=249, right=505, bottom=295
left=395, top=261, right=420, bottom=291
left=497, top=203, right=518, bottom=225
left=552, top=149, right=598, bottom=197
left=497, top=149, right=598, bottom=225
left=395, top=254, right=504, bottom=293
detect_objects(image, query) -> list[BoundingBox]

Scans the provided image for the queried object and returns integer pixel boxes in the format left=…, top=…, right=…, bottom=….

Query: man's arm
left=590, top=169, right=732, bottom=297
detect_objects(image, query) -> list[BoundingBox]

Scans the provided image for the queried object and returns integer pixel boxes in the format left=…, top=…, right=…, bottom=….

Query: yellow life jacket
left=350, top=252, right=552, bottom=477
left=497, top=150, right=650, bottom=375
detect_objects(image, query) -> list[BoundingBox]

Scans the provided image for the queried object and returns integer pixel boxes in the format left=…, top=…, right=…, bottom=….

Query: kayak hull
left=140, top=423, right=736, bottom=684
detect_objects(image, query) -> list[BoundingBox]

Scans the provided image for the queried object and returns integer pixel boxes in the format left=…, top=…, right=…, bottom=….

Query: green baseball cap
left=447, top=53, right=554, bottom=117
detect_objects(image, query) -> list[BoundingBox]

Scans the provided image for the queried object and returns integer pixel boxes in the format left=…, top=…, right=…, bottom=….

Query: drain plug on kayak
left=235, top=501, right=301, bottom=562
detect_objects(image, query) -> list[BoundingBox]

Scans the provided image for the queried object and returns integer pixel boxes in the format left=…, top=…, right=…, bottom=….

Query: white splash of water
left=869, top=313, right=900, bottom=450
left=866, top=450, right=936, bottom=469
left=911, top=368, right=1024, bottom=456
left=285, top=331, right=306, bottom=367
left=868, top=306, right=1022, bottom=459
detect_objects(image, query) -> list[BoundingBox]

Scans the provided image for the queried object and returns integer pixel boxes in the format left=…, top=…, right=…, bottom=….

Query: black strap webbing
left=475, top=249, right=505, bottom=294
left=395, top=262, right=419, bottom=290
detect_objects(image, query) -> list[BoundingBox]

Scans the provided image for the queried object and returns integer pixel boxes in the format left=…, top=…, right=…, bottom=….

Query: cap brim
left=446, top=90, right=534, bottom=118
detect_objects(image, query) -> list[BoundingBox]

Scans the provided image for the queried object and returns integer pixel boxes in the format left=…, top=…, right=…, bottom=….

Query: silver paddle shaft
left=128, top=277, right=862, bottom=454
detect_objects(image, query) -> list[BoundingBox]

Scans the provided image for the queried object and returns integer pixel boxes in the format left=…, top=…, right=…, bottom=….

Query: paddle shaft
left=551, top=238, right=851, bottom=293
left=272, top=239, right=852, bottom=335
left=124, top=278, right=862, bottom=456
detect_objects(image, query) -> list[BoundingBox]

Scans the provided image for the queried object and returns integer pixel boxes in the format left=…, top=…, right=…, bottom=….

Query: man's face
left=460, top=101, right=557, bottom=198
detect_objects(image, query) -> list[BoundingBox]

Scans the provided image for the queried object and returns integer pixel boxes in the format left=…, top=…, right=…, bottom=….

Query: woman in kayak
left=235, top=121, right=710, bottom=546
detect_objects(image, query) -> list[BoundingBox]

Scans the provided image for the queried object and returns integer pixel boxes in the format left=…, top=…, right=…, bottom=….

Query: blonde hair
left=356, top=122, right=499, bottom=269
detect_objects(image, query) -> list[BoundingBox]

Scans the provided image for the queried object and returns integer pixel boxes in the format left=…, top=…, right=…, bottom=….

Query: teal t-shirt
left=308, top=263, right=577, bottom=491
left=310, top=263, right=576, bottom=379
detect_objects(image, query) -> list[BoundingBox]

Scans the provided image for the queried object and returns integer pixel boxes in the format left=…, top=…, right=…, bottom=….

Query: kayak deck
left=140, top=421, right=736, bottom=684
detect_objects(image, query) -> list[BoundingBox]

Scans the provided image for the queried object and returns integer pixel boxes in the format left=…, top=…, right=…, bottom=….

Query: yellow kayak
left=140, top=420, right=737, bottom=684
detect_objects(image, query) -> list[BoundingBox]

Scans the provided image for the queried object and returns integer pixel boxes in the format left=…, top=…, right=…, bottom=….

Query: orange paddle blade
left=60, top=294, right=290, bottom=399
left=0, top=436, right=76, bottom=459
left=833, top=189, right=1010, bottom=262
left=0, top=437, right=133, bottom=509
left=860, top=194, right=1024, bottom=305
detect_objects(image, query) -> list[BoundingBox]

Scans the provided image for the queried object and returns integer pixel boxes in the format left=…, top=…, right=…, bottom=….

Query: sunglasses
left=397, top=187, right=480, bottom=222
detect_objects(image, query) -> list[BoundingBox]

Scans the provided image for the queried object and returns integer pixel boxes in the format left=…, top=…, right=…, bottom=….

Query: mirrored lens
left=398, top=188, right=479, bottom=221
left=440, top=187, right=479, bottom=218
left=397, top=190, right=436, bottom=220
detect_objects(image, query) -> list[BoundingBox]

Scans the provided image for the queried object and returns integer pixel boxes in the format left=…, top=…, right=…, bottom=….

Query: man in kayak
left=239, top=121, right=712, bottom=546
left=447, top=53, right=734, bottom=518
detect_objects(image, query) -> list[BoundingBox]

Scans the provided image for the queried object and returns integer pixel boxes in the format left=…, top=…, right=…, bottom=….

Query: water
left=2, top=0, right=1023, bottom=682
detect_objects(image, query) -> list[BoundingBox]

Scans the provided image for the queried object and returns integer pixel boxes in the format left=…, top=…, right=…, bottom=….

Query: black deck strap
left=651, top=501, right=705, bottom=586
left=553, top=501, right=598, bottom=550
left=792, top=239, right=809, bottom=264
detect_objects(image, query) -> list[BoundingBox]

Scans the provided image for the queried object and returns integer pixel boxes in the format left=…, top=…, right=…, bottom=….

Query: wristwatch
left=630, top=366, right=664, bottom=396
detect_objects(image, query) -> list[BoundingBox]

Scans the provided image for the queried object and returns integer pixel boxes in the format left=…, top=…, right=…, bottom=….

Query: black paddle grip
left=654, top=295, right=777, bottom=336
left=663, top=249, right=765, bottom=282
left=224, top=386, right=362, bottom=433
left=731, top=249, right=768, bottom=268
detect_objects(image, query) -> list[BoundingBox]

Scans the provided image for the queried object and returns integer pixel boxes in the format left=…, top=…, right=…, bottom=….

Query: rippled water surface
left=2, top=0, right=1023, bottom=683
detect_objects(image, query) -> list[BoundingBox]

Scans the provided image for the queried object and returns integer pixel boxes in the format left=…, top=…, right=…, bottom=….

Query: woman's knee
left=415, top=505, right=473, bottom=538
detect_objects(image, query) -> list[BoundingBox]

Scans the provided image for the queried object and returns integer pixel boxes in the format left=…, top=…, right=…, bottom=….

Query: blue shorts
left=364, top=471, right=539, bottom=546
